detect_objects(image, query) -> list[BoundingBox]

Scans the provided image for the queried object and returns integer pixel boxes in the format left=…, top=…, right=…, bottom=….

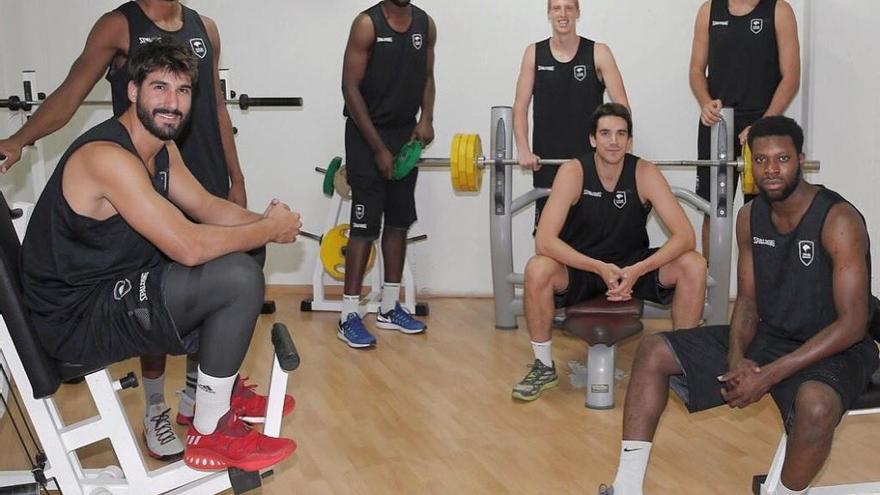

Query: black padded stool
left=563, top=297, right=643, bottom=409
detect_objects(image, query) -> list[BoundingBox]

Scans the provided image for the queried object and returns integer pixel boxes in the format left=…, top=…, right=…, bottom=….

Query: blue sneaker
left=337, top=313, right=376, bottom=348
left=376, top=303, right=426, bottom=334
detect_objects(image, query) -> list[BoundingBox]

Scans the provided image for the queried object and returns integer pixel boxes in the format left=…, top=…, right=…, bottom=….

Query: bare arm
left=202, top=16, right=247, bottom=208
left=342, top=14, right=393, bottom=177
left=688, top=2, right=723, bottom=126
left=594, top=43, right=629, bottom=108
left=411, top=16, right=436, bottom=145
left=0, top=12, right=127, bottom=172
left=763, top=0, right=800, bottom=117
left=512, top=44, right=537, bottom=168
left=164, top=143, right=261, bottom=226
left=535, top=161, right=603, bottom=274
left=626, top=161, right=695, bottom=275
left=688, top=2, right=713, bottom=108
left=761, top=204, right=871, bottom=382
left=728, top=204, right=759, bottom=363
left=68, top=144, right=297, bottom=267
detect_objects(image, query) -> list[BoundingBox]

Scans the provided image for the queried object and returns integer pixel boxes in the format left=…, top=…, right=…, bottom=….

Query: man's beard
left=136, top=99, right=189, bottom=141
left=760, top=163, right=802, bottom=203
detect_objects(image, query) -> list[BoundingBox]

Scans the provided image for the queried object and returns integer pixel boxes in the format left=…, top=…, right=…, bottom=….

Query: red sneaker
left=177, top=376, right=296, bottom=425
left=184, top=410, right=296, bottom=472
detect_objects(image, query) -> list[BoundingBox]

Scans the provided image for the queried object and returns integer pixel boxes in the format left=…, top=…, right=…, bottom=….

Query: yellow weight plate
left=449, top=134, right=462, bottom=191
left=461, top=134, right=476, bottom=192
left=319, top=224, right=376, bottom=280
left=741, top=142, right=757, bottom=195
left=472, top=134, right=483, bottom=192
left=457, top=133, right=470, bottom=191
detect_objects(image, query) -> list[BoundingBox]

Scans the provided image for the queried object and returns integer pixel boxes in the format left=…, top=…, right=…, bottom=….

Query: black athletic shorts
left=695, top=110, right=763, bottom=203
left=345, top=119, right=418, bottom=240
left=554, top=248, right=675, bottom=308
left=662, top=324, right=879, bottom=432
left=53, top=263, right=197, bottom=366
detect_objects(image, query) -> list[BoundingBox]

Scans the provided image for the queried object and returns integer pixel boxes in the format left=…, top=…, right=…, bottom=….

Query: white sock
left=142, top=374, right=165, bottom=406
left=184, top=356, right=198, bottom=400
left=776, top=482, right=808, bottom=495
left=340, top=294, right=360, bottom=323
left=193, top=368, right=235, bottom=434
left=611, top=440, right=652, bottom=495
left=381, top=282, right=400, bottom=314
left=531, top=340, right=553, bottom=367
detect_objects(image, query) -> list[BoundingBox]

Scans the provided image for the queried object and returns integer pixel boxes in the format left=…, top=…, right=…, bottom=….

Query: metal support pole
left=705, top=107, right=735, bottom=326
left=489, top=106, right=517, bottom=329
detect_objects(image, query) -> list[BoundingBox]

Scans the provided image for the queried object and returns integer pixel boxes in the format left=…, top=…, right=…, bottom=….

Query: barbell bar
left=394, top=134, right=821, bottom=193
left=0, top=93, right=303, bottom=112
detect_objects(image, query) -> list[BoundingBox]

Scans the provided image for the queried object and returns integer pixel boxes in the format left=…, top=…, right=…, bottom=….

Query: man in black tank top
left=689, top=0, right=800, bottom=257
left=20, top=39, right=302, bottom=473
left=0, top=0, right=259, bottom=460
left=512, top=104, right=707, bottom=403
left=513, top=0, right=630, bottom=229
left=603, top=117, right=878, bottom=494
left=338, top=0, right=436, bottom=349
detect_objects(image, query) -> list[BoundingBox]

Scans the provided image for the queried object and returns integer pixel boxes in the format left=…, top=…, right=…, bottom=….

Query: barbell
left=0, top=93, right=303, bottom=112
left=406, top=134, right=821, bottom=192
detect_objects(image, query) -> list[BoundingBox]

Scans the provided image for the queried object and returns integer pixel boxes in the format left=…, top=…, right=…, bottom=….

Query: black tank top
left=559, top=153, right=650, bottom=265
left=21, top=119, right=169, bottom=349
left=343, top=2, right=429, bottom=129
left=708, top=0, right=781, bottom=117
left=532, top=37, right=605, bottom=188
left=750, top=188, right=873, bottom=342
left=107, top=2, right=229, bottom=199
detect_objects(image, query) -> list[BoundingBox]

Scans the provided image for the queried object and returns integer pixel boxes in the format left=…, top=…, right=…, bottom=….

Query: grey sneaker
left=598, top=485, right=614, bottom=495
left=511, top=359, right=559, bottom=401
left=143, top=402, right=184, bottom=460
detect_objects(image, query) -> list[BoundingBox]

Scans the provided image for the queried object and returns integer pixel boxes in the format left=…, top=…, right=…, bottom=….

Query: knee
left=793, top=383, right=842, bottom=433
left=525, top=255, right=558, bottom=290
left=215, top=253, right=265, bottom=305
left=635, top=334, right=676, bottom=372
left=681, top=251, right=707, bottom=281
left=670, top=251, right=707, bottom=288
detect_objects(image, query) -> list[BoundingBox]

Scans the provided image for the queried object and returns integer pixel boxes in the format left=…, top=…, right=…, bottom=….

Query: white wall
left=806, top=1, right=880, bottom=292
left=4, top=1, right=877, bottom=295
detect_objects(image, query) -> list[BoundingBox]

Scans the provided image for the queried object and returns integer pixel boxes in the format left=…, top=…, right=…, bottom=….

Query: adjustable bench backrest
left=0, top=192, right=62, bottom=398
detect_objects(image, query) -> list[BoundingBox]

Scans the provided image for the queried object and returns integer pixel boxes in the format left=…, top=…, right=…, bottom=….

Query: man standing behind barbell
left=690, top=0, right=800, bottom=258
left=513, top=0, right=629, bottom=229
left=339, top=0, right=435, bottom=348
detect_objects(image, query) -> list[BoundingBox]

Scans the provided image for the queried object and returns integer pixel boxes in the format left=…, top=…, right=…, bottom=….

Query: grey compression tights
left=163, top=253, right=264, bottom=377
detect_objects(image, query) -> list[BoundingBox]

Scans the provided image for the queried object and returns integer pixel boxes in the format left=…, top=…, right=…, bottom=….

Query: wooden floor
left=2, top=289, right=879, bottom=494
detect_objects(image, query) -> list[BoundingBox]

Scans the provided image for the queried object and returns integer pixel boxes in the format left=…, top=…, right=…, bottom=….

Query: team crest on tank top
left=573, top=65, right=587, bottom=81
left=797, top=240, right=814, bottom=267
left=750, top=18, right=764, bottom=34
left=613, top=191, right=627, bottom=209
left=189, top=38, right=208, bottom=58
left=412, top=33, right=423, bottom=50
